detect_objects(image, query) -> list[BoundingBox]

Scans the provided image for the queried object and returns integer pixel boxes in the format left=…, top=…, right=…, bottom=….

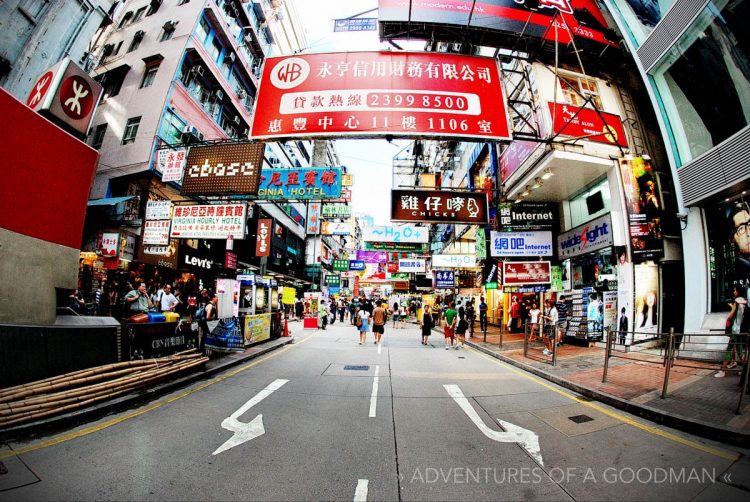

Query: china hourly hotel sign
left=251, top=51, right=511, bottom=141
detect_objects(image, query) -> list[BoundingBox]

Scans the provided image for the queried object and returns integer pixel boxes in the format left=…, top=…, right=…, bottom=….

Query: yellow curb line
left=0, top=333, right=315, bottom=461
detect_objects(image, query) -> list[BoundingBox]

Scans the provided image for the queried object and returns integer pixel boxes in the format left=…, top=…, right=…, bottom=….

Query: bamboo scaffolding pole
left=0, top=352, right=202, bottom=403
left=0, top=357, right=208, bottom=428
left=0, top=350, right=201, bottom=398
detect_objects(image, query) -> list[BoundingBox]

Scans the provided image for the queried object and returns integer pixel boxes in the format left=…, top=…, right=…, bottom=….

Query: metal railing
left=603, top=328, right=750, bottom=414
left=522, top=321, right=559, bottom=366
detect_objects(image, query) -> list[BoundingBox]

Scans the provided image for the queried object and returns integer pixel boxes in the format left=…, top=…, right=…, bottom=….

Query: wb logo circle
left=270, top=57, right=310, bottom=89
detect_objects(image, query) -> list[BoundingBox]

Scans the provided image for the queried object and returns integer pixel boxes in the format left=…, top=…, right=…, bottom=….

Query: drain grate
left=568, top=414, right=594, bottom=424
left=343, top=365, right=370, bottom=371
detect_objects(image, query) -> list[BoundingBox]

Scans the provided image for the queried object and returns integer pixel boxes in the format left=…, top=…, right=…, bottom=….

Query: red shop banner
left=502, top=261, right=551, bottom=286
left=255, top=218, right=271, bottom=257
left=548, top=102, right=628, bottom=147
left=387, top=262, right=399, bottom=274
left=251, top=51, right=511, bottom=141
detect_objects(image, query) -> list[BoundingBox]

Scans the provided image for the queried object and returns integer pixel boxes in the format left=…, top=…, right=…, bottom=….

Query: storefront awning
left=87, top=196, right=135, bottom=207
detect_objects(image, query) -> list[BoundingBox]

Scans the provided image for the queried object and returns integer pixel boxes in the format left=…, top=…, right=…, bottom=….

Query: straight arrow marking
left=444, top=384, right=543, bottom=466
left=354, top=479, right=369, bottom=502
left=213, top=378, right=289, bottom=455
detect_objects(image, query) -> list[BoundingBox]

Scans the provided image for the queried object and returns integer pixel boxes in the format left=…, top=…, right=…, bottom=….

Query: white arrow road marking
left=377, top=342, right=382, bottom=355
left=212, top=378, right=288, bottom=455
left=369, top=365, right=380, bottom=418
left=354, top=479, right=369, bottom=502
left=444, top=384, right=543, bottom=466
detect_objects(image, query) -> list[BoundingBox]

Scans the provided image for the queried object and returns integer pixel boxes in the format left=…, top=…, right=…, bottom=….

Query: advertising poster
left=181, top=143, right=264, bottom=195
left=619, top=156, right=664, bottom=261
left=490, top=231, right=553, bottom=257
left=243, top=313, right=272, bottom=344
left=502, top=261, right=551, bottom=286
left=252, top=51, right=511, bottom=141
left=562, top=260, right=572, bottom=292
left=257, top=167, right=343, bottom=200
left=475, top=227, right=487, bottom=259
left=391, top=190, right=489, bottom=224
left=356, top=250, right=387, bottom=263
left=549, top=102, right=628, bottom=147
left=617, top=260, right=634, bottom=345
left=238, top=275, right=255, bottom=315
left=156, top=149, right=187, bottom=183
left=170, top=204, right=247, bottom=239
left=321, top=221, right=353, bottom=235
left=603, top=291, right=618, bottom=333
left=550, top=265, right=563, bottom=291
left=633, top=263, right=659, bottom=340
left=282, top=287, right=297, bottom=305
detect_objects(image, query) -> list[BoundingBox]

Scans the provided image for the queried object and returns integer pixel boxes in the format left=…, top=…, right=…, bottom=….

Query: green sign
left=325, top=274, right=341, bottom=286
left=333, top=259, right=349, bottom=272
left=485, top=282, right=498, bottom=290
left=475, top=227, right=487, bottom=260
left=551, top=265, right=563, bottom=291
left=322, top=204, right=352, bottom=217
left=391, top=272, right=409, bottom=280
left=364, top=241, right=425, bottom=252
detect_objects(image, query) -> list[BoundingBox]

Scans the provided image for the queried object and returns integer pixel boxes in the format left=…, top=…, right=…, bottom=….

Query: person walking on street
left=508, top=296, right=521, bottom=333
left=420, top=308, right=432, bottom=345
left=456, top=306, right=468, bottom=349
left=541, top=300, right=558, bottom=357
left=528, top=302, right=541, bottom=341
left=357, top=306, right=370, bottom=345
left=431, top=301, right=441, bottom=328
left=338, top=298, right=346, bottom=323
left=444, top=302, right=458, bottom=350
left=159, top=285, right=180, bottom=312
left=466, top=299, right=476, bottom=338
left=479, top=297, right=488, bottom=333
left=294, top=298, right=304, bottom=321
left=372, top=300, right=387, bottom=345
left=392, top=301, right=401, bottom=329
left=349, top=297, right=359, bottom=325
left=716, top=286, right=749, bottom=377
left=555, top=295, right=568, bottom=346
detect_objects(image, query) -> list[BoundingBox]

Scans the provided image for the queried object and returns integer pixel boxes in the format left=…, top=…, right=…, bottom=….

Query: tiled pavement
left=437, top=322, right=750, bottom=434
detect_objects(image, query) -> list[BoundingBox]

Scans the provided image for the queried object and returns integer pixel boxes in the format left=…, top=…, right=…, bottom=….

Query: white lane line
left=354, top=479, right=369, bottom=502
left=369, top=365, right=380, bottom=418
left=377, top=342, right=382, bottom=354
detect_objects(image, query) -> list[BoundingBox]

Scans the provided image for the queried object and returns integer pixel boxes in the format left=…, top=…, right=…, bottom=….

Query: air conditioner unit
left=244, top=34, right=253, bottom=44
left=195, top=66, right=204, bottom=76
left=134, top=30, right=145, bottom=40
left=237, top=89, right=247, bottom=99
left=182, top=125, right=203, bottom=140
left=233, top=115, right=241, bottom=124
left=215, top=89, right=224, bottom=100
left=163, top=20, right=178, bottom=31
left=225, top=52, right=235, bottom=63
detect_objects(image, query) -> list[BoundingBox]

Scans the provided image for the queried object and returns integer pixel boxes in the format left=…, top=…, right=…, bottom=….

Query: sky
left=289, top=0, right=421, bottom=225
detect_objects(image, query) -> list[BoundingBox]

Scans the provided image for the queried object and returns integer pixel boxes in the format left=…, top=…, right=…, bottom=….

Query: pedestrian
left=541, top=300, right=558, bottom=357
left=392, top=301, right=401, bottom=329
left=68, top=289, right=86, bottom=314
left=618, top=307, right=628, bottom=345
left=319, top=300, right=329, bottom=330
left=716, top=286, right=749, bottom=377
left=555, top=295, right=568, bottom=345
left=528, top=302, right=541, bottom=341
left=357, top=306, right=370, bottom=345
left=295, top=298, right=304, bottom=321
left=349, top=297, right=359, bottom=325
left=329, top=299, right=336, bottom=325
left=508, top=296, right=521, bottom=333
left=431, top=300, right=441, bottom=327
left=478, top=296, right=488, bottom=332
left=372, top=300, right=387, bottom=345
left=123, top=282, right=152, bottom=314
left=456, top=306, right=468, bottom=349
left=466, top=299, right=475, bottom=338
left=159, top=284, right=180, bottom=312
left=338, top=298, right=346, bottom=323
left=444, top=301, right=457, bottom=350
left=420, top=307, right=432, bottom=345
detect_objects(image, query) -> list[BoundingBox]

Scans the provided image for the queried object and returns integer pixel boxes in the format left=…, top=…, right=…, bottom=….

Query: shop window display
left=707, top=199, right=750, bottom=311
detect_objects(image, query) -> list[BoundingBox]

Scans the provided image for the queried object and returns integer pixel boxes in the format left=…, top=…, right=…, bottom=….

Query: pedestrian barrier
left=603, top=328, right=750, bottom=414
left=522, top=321, right=559, bottom=367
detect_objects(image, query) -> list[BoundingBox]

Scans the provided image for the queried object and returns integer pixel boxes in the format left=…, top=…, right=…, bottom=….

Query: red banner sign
left=256, top=219, right=271, bottom=257
left=502, top=261, right=551, bottom=286
left=387, top=262, right=399, bottom=273
left=548, top=102, right=628, bottom=147
left=225, top=251, right=237, bottom=270
left=391, top=189, right=489, bottom=224
left=251, top=51, right=511, bottom=141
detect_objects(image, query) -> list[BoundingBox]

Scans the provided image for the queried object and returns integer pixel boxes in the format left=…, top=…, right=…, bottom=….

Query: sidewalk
left=432, top=321, right=750, bottom=446
left=0, top=335, right=295, bottom=440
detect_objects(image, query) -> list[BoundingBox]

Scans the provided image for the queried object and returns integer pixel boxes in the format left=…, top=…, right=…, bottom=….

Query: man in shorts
left=444, top=302, right=457, bottom=350
left=372, top=300, right=387, bottom=345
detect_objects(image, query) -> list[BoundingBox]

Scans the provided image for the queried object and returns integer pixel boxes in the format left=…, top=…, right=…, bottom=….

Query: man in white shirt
left=160, top=285, right=180, bottom=312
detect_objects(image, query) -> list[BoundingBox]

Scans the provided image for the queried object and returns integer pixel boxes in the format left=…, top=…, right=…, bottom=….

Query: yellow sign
left=244, top=313, right=271, bottom=344
left=282, top=287, right=297, bottom=305
left=342, top=174, right=353, bottom=186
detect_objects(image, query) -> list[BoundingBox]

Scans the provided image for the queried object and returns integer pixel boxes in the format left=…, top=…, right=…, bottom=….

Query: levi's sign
left=391, top=190, right=488, bottom=224
left=251, top=51, right=511, bottom=141
left=181, top=143, right=264, bottom=195
left=558, top=214, right=613, bottom=258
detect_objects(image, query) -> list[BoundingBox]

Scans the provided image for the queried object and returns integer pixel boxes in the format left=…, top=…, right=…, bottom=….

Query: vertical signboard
left=156, top=148, right=187, bottom=183
left=435, top=271, right=455, bottom=289
left=256, top=219, right=271, bottom=257
left=619, top=156, right=664, bottom=261
left=306, top=202, right=321, bottom=235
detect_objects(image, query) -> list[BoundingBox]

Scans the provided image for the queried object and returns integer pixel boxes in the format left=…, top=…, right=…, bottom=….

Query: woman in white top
left=358, top=308, right=370, bottom=345
left=528, top=303, right=541, bottom=340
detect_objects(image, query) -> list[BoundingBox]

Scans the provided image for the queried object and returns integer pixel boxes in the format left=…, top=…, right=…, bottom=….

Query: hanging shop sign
left=321, top=221, right=353, bottom=235
left=349, top=260, right=366, bottom=271
left=499, top=140, right=541, bottom=183
left=378, top=0, right=619, bottom=49
left=391, top=272, right=410, bottom=280
left=342, top=174, right=354, bottom=186
left=138, top=239, right=178, bottom=269
left=365, top=241, right=425, bottom=252
left=26, top=57, right=103, bottom=136
left=257, top=167, right=343, bottom=199
left=145, top=200, right=172, bottom=220
left=490, top=231, right=553, bottom=257
left=143, top=220, right=171, bottom=246
left=356, top=250, right=387, bottom=263
left=386, top=262, right=399, bottom=274
left=558, top=214, right=613, bottom=259
left=98, top=232, right=119, bottom=257
left=392, top=280, right=410, bottom=291
left=256, top=218, right=271, bottom=257
left=334, top=17, right=378, bottom=32
left=475, top=227, right=487, bottom=260
left=435, top=271, right=455, bottom=289
left=170, top=204, right=247, bottom=239
left=502, top=261, right=552, bottom=286
left=156, top=149, right=187, bottom=183
left=225, top=251, right=237, bottom=270
left=432, top=254, right=477, bottom=268
left=119, top=233, right=136, bottom=261
left=251, top=51, right=511, bottom=141
left=548, top=103, right=628, bottom=147
left=333, top=259, right=349, bottom=272
left=180, top=143, right=264, bottom=195
left=391, top=189, right=488, bottom=224
left=321, top=204, right=352, bottom=217
left=618, top=156, right=664, bottom=261
left=325, top=274, right=341, bottom=286
left=497, top=202, right=557, bottom=232
left=362, top=224, right=428, bottom=243
left=306, top=202, right=321, bottom=235
left=398, top=258, right=426, bottom=273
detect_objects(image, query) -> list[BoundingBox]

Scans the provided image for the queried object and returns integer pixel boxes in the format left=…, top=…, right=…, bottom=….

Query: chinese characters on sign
left=391, top=190, right=488, bottom=224
left=325, top=274, right=341, bottom=286
left=251, top=51, right=511, bottom=141
left=334, top=18, right=378, bottom=32
left=349, top=260, right=366, bottom=271
left=489, top=231, right=553, bottom=257
left=145, top=200, right=172, bottom=220
left=306, top=202, right=321, bottom=235
left=256, top=219, right=271, bottom=257
left=143, top=220, right=171, bottom=246
left=356, top=250, right=387, bottom=263
left=99, top=232, right=119, bottom=257
left=181, top=143, right=265, bottom=195
left=502, top=262, right=552, bottom=286
left=258, top=167, right=343, bottom=199
left=170, top=204, right=247, bottom=239
left=321, top=204, right=352, bottom=217
left=157, top=149, right=187, bottom=183
left=435, top=271, right=455, bottom=289
left=497, top=202, right=557, bottom=232
left=548, top=102, right=628, bottom=147
left=333, top=259, right=349, bottom=272
left=398, top=258, right=426, bottom=273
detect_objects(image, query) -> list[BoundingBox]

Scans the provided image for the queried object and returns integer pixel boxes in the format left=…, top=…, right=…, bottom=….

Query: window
left=122, top=117, right=141, bottom=145
left=146, top=0, right=162, bottom=16
left=113, top=40, right=123, bottom=56
left=91, top=124, right=107, bottom=149
left=140, top=65, right=158, bottom=88
left=209, top=36, right=223, bottom=63
left=19, top=0, right=51, bottom=21
left=117, top=11, right=133, bottom=29
left=609, top=0, right=677, bottom=47
left=558, top=75, right=603, bottom=110
left=178, top=0, right=190, bottom=5
left=160, top=21, right=176, bottom=42
left=97, top=65, right=129, bottom=98
left=132, top=7, right=147, bottom=23
left=161, top=109, right=186, bottom=145
left=196, top=17, right=210, bottom=44
left=128, top=32, right=144, bottom=53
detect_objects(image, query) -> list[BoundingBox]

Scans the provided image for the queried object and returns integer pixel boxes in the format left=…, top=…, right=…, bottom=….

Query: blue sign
left=435, top=271, right=455, bottom=289
left=349, top=260, right=365, bottom=271
left=490, top=231, right=553, bottom=257
left=333, top=18, right=378, bottom=32
left=328, top=286, right=341, bottom=294
left=257, top=168, right=343, bottom=200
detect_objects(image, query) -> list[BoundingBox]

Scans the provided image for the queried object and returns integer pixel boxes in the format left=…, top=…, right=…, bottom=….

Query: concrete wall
left=0, top=228, right=79, bottom=325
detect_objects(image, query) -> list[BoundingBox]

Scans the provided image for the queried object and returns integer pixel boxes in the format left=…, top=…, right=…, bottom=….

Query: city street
left=1, top=322, right=747, bottom=501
